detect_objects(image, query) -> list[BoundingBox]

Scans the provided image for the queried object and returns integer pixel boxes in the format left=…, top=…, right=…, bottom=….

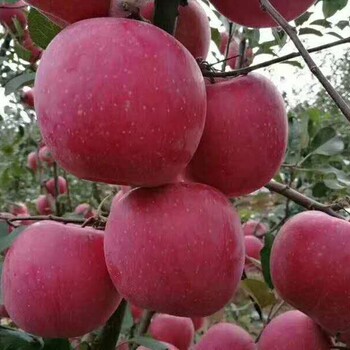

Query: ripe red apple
left=187, top=73, right=288, bottom=197
left=24, top=0, right=110, bottom=26
left=195, top=322, right=256, bottom=349
left=105, top=182, right=244, bottom=317
left=0, top=1, right=27, bottom=32
left=131, top=304, right=144, bottom=324
left=45, top=176, right=68, bottom=197
left=27, top=151, right=38, bottom=171
left=74, top=203, right=95, bottom=219
left=137, top=342, right=178, bottom=350
left=141, top=0, right=210, bottom=59
left=244, top=236, right=263, bottom=269
left=10, top=202, right=29, bottom=216
left=191, top=317, right=207, bottom=331
left=39, top=145, right=55, bottom=166
left=149, top=314, right=194, bottom=350
left=219, top=32, right=254, bottom=69
left=35, top=18, right=206, bottom=187
left=271, top=211, right=350, bottom=334
left=36, top=195, right=53, bottom=215
left=2, top=221, right=121, bottom=338
left=258, top=310, right=331, bottom=349
left=209, top=0, right=316, bottom=28
left=242, top=220, right=268, bottom=238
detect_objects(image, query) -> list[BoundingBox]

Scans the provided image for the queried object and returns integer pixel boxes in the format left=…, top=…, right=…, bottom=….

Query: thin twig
left=222, top=22, right=234, bottom=72
left=265, top=180, right=345, bottom=219
left=131, top=310, right=155, bottom=350
left=238, top=38, right=247, bottom=69
left=1, top=214, right=86, bottom=225
left=203, top=36, right=350, bottom=77
left=260, top=0, right=350, bottom=122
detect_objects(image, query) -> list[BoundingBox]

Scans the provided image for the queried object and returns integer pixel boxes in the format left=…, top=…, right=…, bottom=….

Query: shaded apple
left=0, top=1, right=27, bottom=32
left=131, top=304, right=144, bottom=324
left=141, top=0, right=210, bottom=59
left=27, top=151, right=38, bottom=171
left=104, top=182, right=244, bottom=316
left=10, top=202, right=29, bottom=216
left=2, top=221, right=121, bottom=338
left=258, top=310, right=331, bottom=349
left=36, top=195, right=53, bottom=215
left=39, top=145, right=55, bottom=166
left=271, top=211, right=350, bottom=334
left=149, top=314, right=194, bottom=350
left=209, top=0, right=316, bottom=28
left=74, top=203, right=95, bottom=219
left=242, top=220, right=268, bottom=238
left=195, top=322, right=256, bottom=349
left=45, top=176, right=67, bottom=197
left=187, top=73, right=288, bottom=197
left=35, top=18, right=206, bottom=187
left=244, top=236, right=263, bottom=269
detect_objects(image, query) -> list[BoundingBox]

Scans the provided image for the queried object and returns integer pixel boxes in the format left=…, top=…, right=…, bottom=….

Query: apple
left=74, top=203, right=95, bottom=219
left=36, top=195, right=53, bottom=215
left=258, top=310, right=331, bottom=349
left=0, top=304, right=9, bottom=318
left=149, top=314, right=194, bottom=350
left=104, top=182, right=244, bottom=317
left=24, top=0, right=110, bottom=26
left=131, top=304, right=144, bottom=324
left=2, top=221, right=121, bottom=338
left=195, top=322, right=256, bottom=349
left=191, top=317, right=207, bottom=331
left=35, top=18, right=206, bottom=187
left=27, top=151, right=38, bottom=171
left=0, top=1, right=27, bottom=32
left=39, top=145, right=55, bottom=166
left=242, top=220, right=268, bottom=238
left=219, top=32, right=254, bottom=69
left=187, top=73, right=288, bottom=197
left=45, top=176, right=68, bottom=197
left=141, top=0, right=210, bottom=59
left=209, top=0, right=316, bottom=28
left=244, top=236, right=263, bottom=269
left=271, top=211, right=350, bottom=334
left=137, top=342, right=178, bottom=350
left=10, top=202, right=29, bottom=216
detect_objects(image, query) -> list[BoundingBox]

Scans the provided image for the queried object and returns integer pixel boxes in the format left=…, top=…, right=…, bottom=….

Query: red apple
left=187, top=73, right=288, bottom=197
left=36, top=195, right=53, bottom=215
left=258, top=310, right=331, bottom=350
left=195, top=322, right=256, bottom=350
left=137, top=342, right=178, bottom=350
left=219, top=32, right=254, bottom=69
left=149, top=314, right=194, bottom=350
left=39, top=145, right=55, bottom=166
left=2, top=221, right=121, bottom=338
left=244, top=236, right=263, bottom=269
left=191, top=317, right=207, bottom=331
left=74, top=203, right=95, bottom=219
left=271, top=211, right=350, bottom=334
left=209, top=0, right=316, bottom=28
left=141, top=0, right=210, bottom=59
left=10, top=202, right=29, bottom=216
left=27, top=151, right=38, bottom=171
left=242, top=220, right=268, bottom=238
left=24, top=0, right=110, bottom=26
left=131, top=304, right=144, bottom=324
left=45, top=176, right=67, bottom=197
left=0, top=1, right=27, bottom=32
left=104, top=182, right=244, bottom=317
left=35, top=18, right=206, bottom=187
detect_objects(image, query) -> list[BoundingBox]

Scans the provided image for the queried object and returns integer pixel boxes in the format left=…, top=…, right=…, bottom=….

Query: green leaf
left=0, top=226, right=26, bottom=253
left=0, top=0, right=20, bottom=5
left=281, top=60, right=303, bottom=68
left=14, top=42, right=33, bottom=63
left=312, top=136, right=344, bottom=156
left=241, top=279, right=276, bottom=308
left=0, top=326, right=43, bottom=350
left=28, top=8, right=62, bottom=49
left=336, top=20, right=349, bottom=30
left=211, top=28, right=221, bottom=49
left=261, top=232, right=275, bottom=289
left=309, top=19, right=332, bottom=28
left=42, top=339, right=71, bottom=350
left=294, top=11, right=313, bottom=26
left=0, top=222, right=9, bottom=238
left=4, top=73, right=36, bottom=96
left=323, top=0, right=348, bottom=18
left=298, top=28, right=323, bottom=36
left=310, top=126, right=336, bottom=150
left=0, top=260, right=3, bottom=304
left=121, top=303, right=134, bottom=333
left=326, top=31, right=343, bottom=40
left=131, top=336, right=168, bottom=350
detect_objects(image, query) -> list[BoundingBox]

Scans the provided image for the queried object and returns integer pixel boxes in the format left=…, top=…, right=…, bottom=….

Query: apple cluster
left=2, top=0, right=341, bottom=349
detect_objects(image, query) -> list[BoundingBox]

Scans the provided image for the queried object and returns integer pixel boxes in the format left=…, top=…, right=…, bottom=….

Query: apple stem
left=238, top=38, right=247, bottom=69
left=259, top=0, right=350, bottom=122
left=153, top=0, right=182, bottom=35
left=92, top=299, right=127, bottom=350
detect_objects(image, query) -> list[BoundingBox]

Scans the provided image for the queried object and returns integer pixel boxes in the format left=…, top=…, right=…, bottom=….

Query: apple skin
left=271, top=211, right=350, bottom=334
left=36, top=195, right=53, bottom=215
left=243, top=220, right=268, bottom=238
left=27, top=151, right=38, bottom=171
left=191, top=317, right=207, bottom=331
left=24, top=0, right=110, bottom=26
left=210, top=0, right=316, bottom=28
left=219, top=32, right=254, bottom=69
left=0, top=1, right=27, bottom=32
left=187, top=73, right=288, bottom=197
left=74, top=203, right=95, bottom=219
left=137, top=342, right=178, bottom=350
left=39, top=145, right=55, bottom=166
left=258, top=310, right=331, bottom=350
left=2, top=221, right=121, bottom=338
left=141, top=0, right=210, bottom=60
left=244, top=236, right=263, bottom=268
left=104, top=182, right=244, bottom=317
left=35, top=18, right=206, bottom=187
left=149, top=314, right=194, bottom=350
left=131, top=304, right=144, bottom=324
left=45, top=176, right=67, bottom=197
left=195, top=322, right=256, bottom=350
